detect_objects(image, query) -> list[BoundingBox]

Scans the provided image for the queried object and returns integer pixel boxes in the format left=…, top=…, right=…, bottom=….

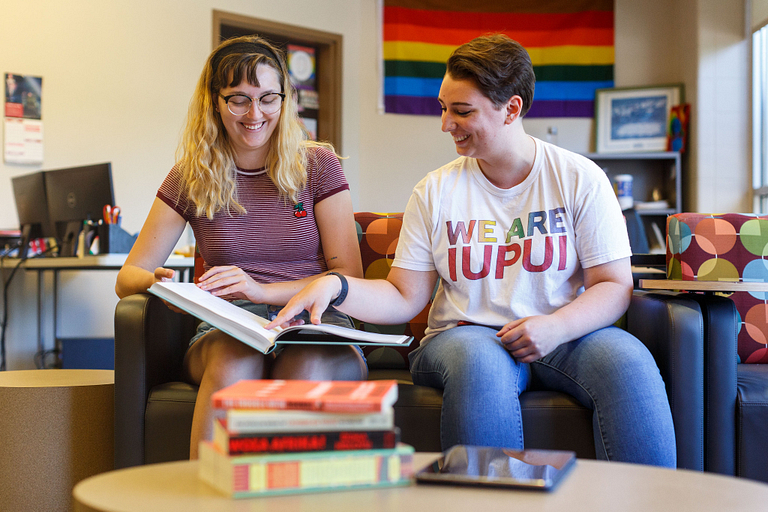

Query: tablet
left=415, top=445, right=577, bottom=491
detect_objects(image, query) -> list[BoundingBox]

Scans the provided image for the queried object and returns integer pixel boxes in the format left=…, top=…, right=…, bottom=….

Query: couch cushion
left=667, top=213, right=768, bottom=363
left=737, top=364, right=768, bottom=482
left=145, top=382, right=197, bottom=463
left=521, top=391, right=595, bottom=459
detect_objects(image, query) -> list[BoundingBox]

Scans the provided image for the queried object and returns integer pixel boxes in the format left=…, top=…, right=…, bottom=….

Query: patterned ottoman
left=667, top=213, right=768, bottom=363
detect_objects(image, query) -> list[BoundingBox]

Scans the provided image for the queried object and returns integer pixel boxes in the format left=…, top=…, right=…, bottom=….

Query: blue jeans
left=408, top=324, right=676, bottom=467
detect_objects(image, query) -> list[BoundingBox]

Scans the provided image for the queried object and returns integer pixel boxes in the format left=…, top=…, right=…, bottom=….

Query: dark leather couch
left=114, top=289, right=710, bottom=470
left=680, top=293, right=768, bottom=483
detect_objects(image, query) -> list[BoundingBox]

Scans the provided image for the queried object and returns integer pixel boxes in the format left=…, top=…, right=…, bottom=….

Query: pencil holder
left=98, top=224, right=137, bottom=254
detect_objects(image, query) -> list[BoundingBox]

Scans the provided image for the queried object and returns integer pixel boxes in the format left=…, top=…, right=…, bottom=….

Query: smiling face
left=438, top=73, right=511, bottom=163
left=217, top=64, right=282, bottom=168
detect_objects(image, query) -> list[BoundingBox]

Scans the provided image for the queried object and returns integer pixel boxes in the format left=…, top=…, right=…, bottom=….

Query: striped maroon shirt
left=157, top=146, right=349, bottom=284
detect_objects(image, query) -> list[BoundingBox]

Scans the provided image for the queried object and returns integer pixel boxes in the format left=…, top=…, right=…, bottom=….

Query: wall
left=0, top=0, right=750, bottom=369
left=0, top=0, right=367, bottom=369
left=357, top=0, right=727, bottom=212
left=754, top=0, right=768, bottom=29
left=357, top=0, right=687, bottom=211
left=693, top=0, right=750, bottom=212
left=0, top=0, right=365, bottom=234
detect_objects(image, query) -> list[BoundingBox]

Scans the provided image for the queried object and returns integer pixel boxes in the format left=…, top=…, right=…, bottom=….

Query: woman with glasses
left=116, top=36, right=366, bottom=459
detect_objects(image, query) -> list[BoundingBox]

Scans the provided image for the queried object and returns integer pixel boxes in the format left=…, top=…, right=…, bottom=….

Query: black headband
left=210, top=41, right=282, bottom=76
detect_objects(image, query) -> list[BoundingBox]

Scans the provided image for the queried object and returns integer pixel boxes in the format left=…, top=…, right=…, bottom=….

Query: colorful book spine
left=198, top=441, right=415, bottom=498
left=224, top=407, right=395, bottom=434
left=211, top=379, right=398, bottom=413
left=214, top=419, right=400, bottom=455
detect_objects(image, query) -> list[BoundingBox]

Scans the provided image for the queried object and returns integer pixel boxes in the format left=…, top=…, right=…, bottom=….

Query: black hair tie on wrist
left=326, top=272, right=348, bottom=307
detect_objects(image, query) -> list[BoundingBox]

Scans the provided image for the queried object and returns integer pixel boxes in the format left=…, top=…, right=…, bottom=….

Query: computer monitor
left=44, top=163, right=114, bottom=257
left=11, top=171, right=55, bottom=260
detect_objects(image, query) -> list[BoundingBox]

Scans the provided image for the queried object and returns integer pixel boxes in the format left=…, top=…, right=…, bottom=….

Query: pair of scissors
left=103, top=205, right=121, bottom=224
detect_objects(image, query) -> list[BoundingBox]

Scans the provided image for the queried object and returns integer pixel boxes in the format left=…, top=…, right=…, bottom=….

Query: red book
left=213, top=418, right=400, bottom=455
left=211, top=379, right=399, bottom=413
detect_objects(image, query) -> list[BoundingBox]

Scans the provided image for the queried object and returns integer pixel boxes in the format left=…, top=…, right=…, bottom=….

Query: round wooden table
left=73, top=453, right=768, bottom=512
left=0, top=369, right=114, bottom=511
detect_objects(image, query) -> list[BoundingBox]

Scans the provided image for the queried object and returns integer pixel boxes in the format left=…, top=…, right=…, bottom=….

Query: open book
left=148, top=282, right=413, bottom=354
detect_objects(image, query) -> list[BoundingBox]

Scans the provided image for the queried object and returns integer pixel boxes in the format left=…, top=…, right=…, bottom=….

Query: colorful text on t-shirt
left=445, top=207, right=568, bottom=281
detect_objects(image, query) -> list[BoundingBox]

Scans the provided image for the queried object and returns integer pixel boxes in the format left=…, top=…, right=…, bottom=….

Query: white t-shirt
left=393, top=137, right=632, bottom=343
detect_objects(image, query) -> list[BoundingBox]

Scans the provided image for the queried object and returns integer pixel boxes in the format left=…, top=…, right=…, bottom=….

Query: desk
left=72, top=454, right=768, bottom=512
left=640, top=279, right=768, bottom=293
left=18, top=254, right=193, bottom=367
left=631, top=265, right=666, bottom=289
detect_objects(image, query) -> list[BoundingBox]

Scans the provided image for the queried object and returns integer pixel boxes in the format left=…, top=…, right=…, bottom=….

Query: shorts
left=188, top=300, right=365, bottom=359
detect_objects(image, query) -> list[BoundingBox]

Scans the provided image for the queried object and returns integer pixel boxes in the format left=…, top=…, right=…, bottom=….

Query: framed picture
left=595, top=85, right=683, bottom=153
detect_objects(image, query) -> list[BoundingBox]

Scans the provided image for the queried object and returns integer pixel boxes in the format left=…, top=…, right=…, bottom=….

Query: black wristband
left=327, top=272, right=348, bottom=307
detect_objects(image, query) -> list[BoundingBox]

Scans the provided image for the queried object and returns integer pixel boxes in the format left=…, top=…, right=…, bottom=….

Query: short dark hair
left=446, top=34, right=536, bottom=117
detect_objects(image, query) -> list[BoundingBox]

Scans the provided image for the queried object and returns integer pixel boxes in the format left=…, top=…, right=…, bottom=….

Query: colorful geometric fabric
left=382, top=0, right=615, bottom=117
left=667, top=213, right=768, bottom=363
left=355, top=212, right=431, bottom=369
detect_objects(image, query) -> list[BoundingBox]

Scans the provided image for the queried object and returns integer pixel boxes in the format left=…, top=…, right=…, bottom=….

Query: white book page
left=148, top=282, right=413, bottom=348
left=281, top=323, right=412, bottom=344
left=149, top=282, right=280, bottom=352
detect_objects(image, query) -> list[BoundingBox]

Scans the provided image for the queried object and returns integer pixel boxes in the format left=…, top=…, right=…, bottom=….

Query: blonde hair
left=176, top=35, right=336, bottom=219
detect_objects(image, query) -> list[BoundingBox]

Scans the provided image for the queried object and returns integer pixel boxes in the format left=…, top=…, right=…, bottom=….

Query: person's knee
left=425, top=329, right=521, bottom=389
left=200, top=333, right=266, bottom=384
left=578, top=330, right=661, bottom=386
left=273, top=345, right=366, bottom=380
left=611, top=335, right=659, bottom=377
left=576, top=328, right=645, bottom=363
left=428, top=327, right=507, bottom=364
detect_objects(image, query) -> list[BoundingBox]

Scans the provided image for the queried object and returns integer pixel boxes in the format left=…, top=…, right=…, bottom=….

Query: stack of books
left=198, top=379, right=415, bottom=498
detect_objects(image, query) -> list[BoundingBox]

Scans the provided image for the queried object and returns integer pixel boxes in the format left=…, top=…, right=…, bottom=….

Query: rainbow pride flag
left=382, top=0, right=614, bottom=117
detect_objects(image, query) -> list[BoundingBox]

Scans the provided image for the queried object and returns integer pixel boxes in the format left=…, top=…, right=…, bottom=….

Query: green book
left=198, top=441, right=415, bottom=498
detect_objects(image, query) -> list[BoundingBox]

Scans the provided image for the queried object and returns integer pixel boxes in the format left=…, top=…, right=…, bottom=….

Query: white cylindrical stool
left=0, top=369, right=114, bottom=512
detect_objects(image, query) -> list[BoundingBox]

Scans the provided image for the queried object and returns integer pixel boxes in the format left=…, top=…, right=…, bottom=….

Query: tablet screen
left=415, top=445, right=576, bottom=491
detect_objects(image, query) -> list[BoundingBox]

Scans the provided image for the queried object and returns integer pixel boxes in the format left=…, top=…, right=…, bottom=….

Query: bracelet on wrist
left=326, top=272, right=348, bottom=307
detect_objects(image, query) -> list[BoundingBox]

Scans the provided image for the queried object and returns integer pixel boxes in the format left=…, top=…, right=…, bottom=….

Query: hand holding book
left=197, top=264, right=267, bottom=302
left=148, top=282, right=412, bottom=354
left=152, top=267, right=185, bottom=314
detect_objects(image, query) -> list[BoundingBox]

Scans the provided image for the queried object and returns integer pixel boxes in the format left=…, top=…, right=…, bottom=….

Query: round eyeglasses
left=219, top=92, right=286, bottom=116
